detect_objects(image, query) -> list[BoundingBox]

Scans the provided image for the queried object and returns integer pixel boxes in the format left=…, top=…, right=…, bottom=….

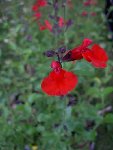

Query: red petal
left=37, top=0, right=47, bottom=7
left=91, top=60, right=107, bottom=68
left=82, top=38, right=92, bottom=48
left=39, top=25, right=47, bottom=31
left=62, top=39, right=92, bottom=62
left=91, top=44, right=108, bottom=61
left=32, top=5, right=38, bottom=11
left=34, top=12, right=41, bottom=20
left=83, top=44, right=108, bottom=68
left=41, top=69, right=78, bottom=96
left=82, top=49, right=92, bottom=62
left=90, top=44, right=108, bottom=68
left=58, top=17, right=65, bottom=27
left=51, top=61, right=61, bottom=70
left=71, top=47, right=83, bottom=60
left=45, top=20, right=52, bottom=31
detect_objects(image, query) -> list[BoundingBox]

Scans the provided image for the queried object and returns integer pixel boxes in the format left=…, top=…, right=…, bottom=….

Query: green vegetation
left=0, top=0, right=113, bottom=149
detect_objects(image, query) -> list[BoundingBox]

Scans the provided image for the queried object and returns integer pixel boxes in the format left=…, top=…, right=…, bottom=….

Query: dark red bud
left=51, top=61, right=61, bottom=69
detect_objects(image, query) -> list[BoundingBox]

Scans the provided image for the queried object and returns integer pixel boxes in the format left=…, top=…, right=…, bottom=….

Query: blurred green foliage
left=0, top=0, right=113, bottom=150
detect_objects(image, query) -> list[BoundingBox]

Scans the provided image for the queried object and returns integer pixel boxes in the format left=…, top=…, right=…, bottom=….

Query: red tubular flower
left=41, top=61, right=78, bottom=96
left=32, top=1, right=52, bottom=32
left=62, top=39, right=108, bottom=68
left=32, top=5, right=39, bottom=12
left=38, top=20, right=52, bottom=31
left=58, top=17, right=65, bottom=28
left=37, top=0, right=47, bottom=7
left=82, top=44, right=108, bottom=68
left=32, top=0, right=47, bottom=12
left=51, top=61, right=61, bottom=70
left=44, top=20, right=52, bottom=31
left=38, top=22, right=47, bottom=31
left=34, top=12, right=42, bottom=20
left=39, top=25, right=47, bottom=31
left=62, top=38, right=92, bottom=61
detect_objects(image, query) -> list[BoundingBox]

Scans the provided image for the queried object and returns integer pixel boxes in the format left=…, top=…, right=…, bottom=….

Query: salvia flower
left=58, top=17, right=65, bottom=28
left=62, top=38, right=92, bottom=61
left=32, top=0, right=47, bottom=11
left=62, top=38, right=108, bottom=68
left=37, top=20, right=52, bottom=31
left=44, top=20, right=52, bottom=31
left=50, top=61, right=61, bottom=70
left=34, top=12, right=42, bottom=20
left=82, top=44, right=108, bottom=68
left=38, top=22, right=47, bottom=31
left=32, top=0, right=73, bottom=33
left=38, top=0, right=47, bottom=7
left=32, top=0, right=48, bottom=30
left=32, top=5, right=39, bottom=12
left=41, top=61, right=78, bottom=96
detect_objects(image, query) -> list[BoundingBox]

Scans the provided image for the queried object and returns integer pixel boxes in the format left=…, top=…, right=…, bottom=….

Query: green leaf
left=73, top=61, right=95, bottom=76
left=101, top=87, right=113, bottom=97
left=86, top=87, right=101, bottom=98
left=103, top=114, right=113, bottom=124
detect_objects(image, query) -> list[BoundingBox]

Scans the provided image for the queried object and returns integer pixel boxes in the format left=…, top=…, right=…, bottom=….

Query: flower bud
left=66, top=19, right=73, bottom=28
left=51, top=61, right=61, bottom=69
left=43, top=50, right=55, bottom=57
left=58, top=46, right=66, bottom=53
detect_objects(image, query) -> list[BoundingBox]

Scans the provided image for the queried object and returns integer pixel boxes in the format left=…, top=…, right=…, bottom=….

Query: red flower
left=44, top=20, right=52, bottom=31
left=62, top=39, right=108, bottom=68
left=62, top=38, right=92, bottom=61
left=38, top=22, right=47, bottom=31
left=81, top=11, right=88, bottom=16
left=34, top=12, right=42, bottom=20
left=39, top=25, right=47, bottom=31
left=38, top=20, right=52, bottom=31
left=41, top=61, right=78, bottom=96
left=32, top=5, right=39, bottom=12
left=58, top=17, right=65, bottom=27
left=32, top=0, right=47, bottom=12
left=51, top=61, right=61, bottom=70
left=82, top=44, right=108, bottom=68
left=37, top=0, right=47, bottom=7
